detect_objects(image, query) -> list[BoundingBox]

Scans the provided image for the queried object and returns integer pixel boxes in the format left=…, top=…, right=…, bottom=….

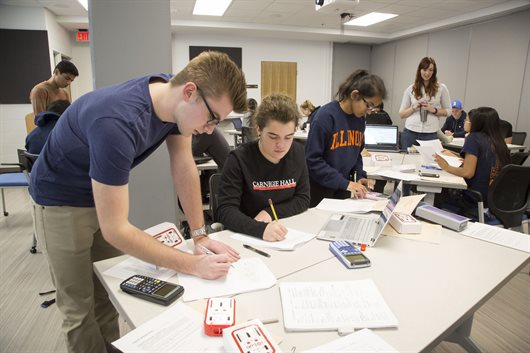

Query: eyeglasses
left=196, top=86, right=220, bottom=127
left=361, top=97, right=377, bottom=112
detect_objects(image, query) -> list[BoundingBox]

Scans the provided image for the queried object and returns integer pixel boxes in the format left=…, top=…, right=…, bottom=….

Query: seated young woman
left=433, top=107, right=511, bottom=215
left=217, top=93, right=310, bottom=241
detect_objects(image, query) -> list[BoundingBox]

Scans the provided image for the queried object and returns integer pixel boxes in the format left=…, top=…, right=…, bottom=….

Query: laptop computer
left=364, top=125, right=400, bottom=152
left=317, top=182, right=403, bottom=247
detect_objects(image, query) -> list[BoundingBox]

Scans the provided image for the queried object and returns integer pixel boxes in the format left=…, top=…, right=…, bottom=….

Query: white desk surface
left=196, top=159, right=218, bottom=171
left=93, top=208, right=335, bottom=329
left=445, top=139, right=526, bottom=151
left=294, top=130, right=308, bottom=140
left=94, top=212, right=529, bottom=352
left=225, top=129, right=241, bottom=136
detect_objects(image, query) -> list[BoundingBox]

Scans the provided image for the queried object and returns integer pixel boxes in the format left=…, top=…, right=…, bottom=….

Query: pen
left=268, top=198, right=279, bottom=223
left=243, top=244, right=271, bottom=258
left=197, top=244, right=235, bottom=268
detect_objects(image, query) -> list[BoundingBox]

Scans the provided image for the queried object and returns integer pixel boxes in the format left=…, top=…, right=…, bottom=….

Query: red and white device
left=204, top=297, right=236, bottom=336
left=144, top=222, right=185, bottom=248
left=223, top=319, right=280, bottom=353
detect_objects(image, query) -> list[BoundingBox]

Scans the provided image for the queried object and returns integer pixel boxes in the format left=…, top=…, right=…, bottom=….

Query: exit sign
left=76, top=30, right=89, bottom=42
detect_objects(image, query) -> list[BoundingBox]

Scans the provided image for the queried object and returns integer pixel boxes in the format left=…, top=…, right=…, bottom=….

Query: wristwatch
left=190, top=225, right=208, bottom=238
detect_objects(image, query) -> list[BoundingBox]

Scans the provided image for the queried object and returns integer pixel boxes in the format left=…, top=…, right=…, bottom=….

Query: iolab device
left=329, top=240, right=371, bottom=269
left=204, top=297, right=236, bottom=336
left=223, top=319, right=280, bottom=353
left=120, top=275, right=184, bottom=306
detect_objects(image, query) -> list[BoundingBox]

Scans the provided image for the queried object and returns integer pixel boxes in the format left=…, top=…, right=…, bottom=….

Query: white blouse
left=400, top=83, right=451, bottom=133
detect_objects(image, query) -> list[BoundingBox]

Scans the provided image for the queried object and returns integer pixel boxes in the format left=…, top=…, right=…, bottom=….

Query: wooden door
left=261, top=61, right=297, bottom=101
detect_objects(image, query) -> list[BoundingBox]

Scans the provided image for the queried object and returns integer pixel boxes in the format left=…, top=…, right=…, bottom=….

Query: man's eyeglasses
left=361, top=97, right=377, bottom=112
left=196, top=86, right=220, bottom=127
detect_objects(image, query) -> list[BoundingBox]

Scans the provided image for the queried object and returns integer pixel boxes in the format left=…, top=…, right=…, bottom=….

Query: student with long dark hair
left=305, top=69, right=387, bottom=207
left=218, top=93, right=310, bottom=241
left=434, top=107, right=511, bottom=212
left=399, top=57, right=451, bottom=148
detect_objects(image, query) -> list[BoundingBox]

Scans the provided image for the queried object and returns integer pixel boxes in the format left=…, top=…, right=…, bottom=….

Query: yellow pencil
left=268, top=198, right=279, bottom=223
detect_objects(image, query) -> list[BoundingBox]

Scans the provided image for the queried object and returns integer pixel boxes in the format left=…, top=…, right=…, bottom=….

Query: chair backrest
left=241, top=126, right=257, bottom=144
left=209, top=173, right=222, bottom=223
left=510, top=151, right=530, bottom=166
left=16, top=149, right=39, bottom=182
left=232, top=117, right=243, bottom=131
left=25, top=112, right=36, bottom=133
left=488, top=164, right=530, bottom=228
left=511, top=131, right=527, bottom=145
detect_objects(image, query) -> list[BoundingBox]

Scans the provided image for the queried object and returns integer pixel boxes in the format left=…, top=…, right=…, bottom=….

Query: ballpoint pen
left=268, top=198, right=279, bottom=223
left=197, top=244, right=235, bottom=268
left=243, top=244, right=271, bottom=258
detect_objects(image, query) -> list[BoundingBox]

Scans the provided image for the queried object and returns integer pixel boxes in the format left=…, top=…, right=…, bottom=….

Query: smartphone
left=329, top=241, right=371, bottom=269
left=419, top=171, right=440, bottom=178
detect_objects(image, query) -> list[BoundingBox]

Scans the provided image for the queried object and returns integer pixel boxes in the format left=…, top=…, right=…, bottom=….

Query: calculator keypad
left=123, top=276, right=164, bottom=294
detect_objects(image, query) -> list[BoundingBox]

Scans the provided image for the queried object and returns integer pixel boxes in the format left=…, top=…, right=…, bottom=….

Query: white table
left=94, top=209, right=529, bottom=353
left=445, top=138, right=526, bottom=152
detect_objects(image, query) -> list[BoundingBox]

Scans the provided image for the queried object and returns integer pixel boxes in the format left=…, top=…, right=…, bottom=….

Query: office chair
left=241, top=127, right=257, bottom=144
left=0, top=149, right=39, bottom=253
left=511, top=131, right=527, bottom=145
left=208, top=173, right=224, bottom=232
left=487, top=165, right=530, bottom=232
left=510, top=151, right=530, bottom=166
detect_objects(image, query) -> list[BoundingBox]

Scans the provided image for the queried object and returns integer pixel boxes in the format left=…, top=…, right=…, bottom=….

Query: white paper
left=372, top=169, right=420, bottom=181
left=414, top=145, right=437, bottom=163
left=316, top=198, right=376, bottom=213
left=280, top=279, right=399, bottom=331
left=394, top=194, right=426, bottom=215
left=461, top=222, right=530, bottom=253
left=112, top=302, right=223, bottom=353
left=178, top=257, right=277, bottom=302
left=436, top=153, right=463, bottom=167
left=417, top=139, right=443, bottom=153
left=304, top=328, right=398, bottom=353
left=231, top=228, right=315, bottom=251
left=103, top=257, right=176, bottom=281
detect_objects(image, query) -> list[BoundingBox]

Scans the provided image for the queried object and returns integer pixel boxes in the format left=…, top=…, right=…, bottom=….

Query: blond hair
left=299, top=99, right=315, bottom=113
left=255, top=93, right=300, bottom=130
left=171, top=51, right=247, bottom=113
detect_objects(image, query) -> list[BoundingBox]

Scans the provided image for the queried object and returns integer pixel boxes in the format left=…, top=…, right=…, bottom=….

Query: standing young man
left=29, top=60, right=79, bottom=115
left=30, top=51, right=246, bottom=353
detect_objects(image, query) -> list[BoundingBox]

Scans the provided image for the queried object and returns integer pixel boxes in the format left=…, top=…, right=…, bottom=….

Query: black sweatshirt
left=218, top=140, right=310, bottom=238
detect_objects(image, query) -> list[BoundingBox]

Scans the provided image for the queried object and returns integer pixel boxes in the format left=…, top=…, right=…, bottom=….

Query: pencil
left=268, top=198, right=279, bottom=223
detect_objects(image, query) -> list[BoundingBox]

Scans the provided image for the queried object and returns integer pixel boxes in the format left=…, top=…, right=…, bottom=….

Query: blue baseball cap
left=451, top=100, right=462, bottom=109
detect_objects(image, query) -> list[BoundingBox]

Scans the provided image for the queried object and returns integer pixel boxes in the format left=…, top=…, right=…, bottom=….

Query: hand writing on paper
left=359, top=178, right=375, bottom=190
left=194, top=253, right=231, bottom=280
left=195, top=237, right=240, bottom=262
left=263, top=222, right=288, bottom=242
left=347, top=181, right=368, bottom=199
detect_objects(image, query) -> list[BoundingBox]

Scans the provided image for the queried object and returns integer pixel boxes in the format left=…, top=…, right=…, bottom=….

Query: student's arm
left=434, top=152, right=477, bottom=179
left=399, top=86, right=419, bottom=119
left=92, top=180, right=230, bottom=279
left=166, top=135, right=239, bottom=260
left=440, top=117, right=452, bottom=133
left=30, top=87, right=47, bottom=115
left=217, top=153, right=268, bottom=238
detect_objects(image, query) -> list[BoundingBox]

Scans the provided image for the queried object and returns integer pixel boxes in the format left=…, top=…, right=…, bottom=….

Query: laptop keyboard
left=343, top=217, right=376, bottom=244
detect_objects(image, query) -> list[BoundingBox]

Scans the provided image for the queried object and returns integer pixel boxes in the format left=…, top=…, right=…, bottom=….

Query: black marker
left=243, top=244, right=270, bottom=258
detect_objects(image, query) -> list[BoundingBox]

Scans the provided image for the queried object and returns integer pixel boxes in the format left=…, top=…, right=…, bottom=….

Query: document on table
left=316, top=198, right=376, bottom=213
left=178, top=257, right=276, bottom=302
left=461, top=222, right=530, bottom=253
left=417, top=139, right=443, bottom=153
left=303, top=328, right=398, bottom=353
left=280, top=279, right=398, bottom=331
left=112, top=302, right=223, bottom=353
left=372, top=169, right=420, bottom=181
left=231, top=228, right=315, bottom=251
left=394, top=194, right=425, bottom=215
left=103, top=257, right=176, bottom=281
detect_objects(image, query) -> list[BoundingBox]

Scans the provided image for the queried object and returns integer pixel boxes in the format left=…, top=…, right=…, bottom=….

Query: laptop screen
left=364, top=125, right=399, bottom=149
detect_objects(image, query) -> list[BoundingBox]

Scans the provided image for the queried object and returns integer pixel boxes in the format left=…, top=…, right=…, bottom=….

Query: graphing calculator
left=329, top=240, right=371, bottom=269
left=120, top=275, right=184, bottom=306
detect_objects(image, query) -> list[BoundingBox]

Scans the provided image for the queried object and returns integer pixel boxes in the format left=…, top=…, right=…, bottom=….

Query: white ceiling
left=2, top=0, right=529, bottom=43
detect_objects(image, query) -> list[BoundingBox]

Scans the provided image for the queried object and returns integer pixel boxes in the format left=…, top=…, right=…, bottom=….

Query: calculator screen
left=345, top=254, right=368, bottom=264
left=153, top=283, right=177, bottom=297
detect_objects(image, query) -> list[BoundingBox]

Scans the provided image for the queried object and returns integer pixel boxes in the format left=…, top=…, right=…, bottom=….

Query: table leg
left=445, top=314, right=484, bottom=353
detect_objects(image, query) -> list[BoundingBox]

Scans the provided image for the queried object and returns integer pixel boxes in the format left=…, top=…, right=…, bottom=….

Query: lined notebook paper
left=280, top=279, right=398, bottom=331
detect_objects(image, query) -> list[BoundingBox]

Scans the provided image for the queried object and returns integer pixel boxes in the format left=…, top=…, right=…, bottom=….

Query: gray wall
left=371, top=10, right=530, bottom=148
left=89, top=0, right=178, bottom=229
left=332, top=43, right=371, bottom=98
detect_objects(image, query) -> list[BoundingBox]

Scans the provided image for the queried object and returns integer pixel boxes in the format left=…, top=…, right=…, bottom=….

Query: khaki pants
left=33, top=203, right=122, bottom=353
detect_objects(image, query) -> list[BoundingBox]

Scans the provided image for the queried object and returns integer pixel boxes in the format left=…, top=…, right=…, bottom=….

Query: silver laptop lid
left=369, top=181, right=402, bottom=245
left=365, top=125, right=399, bottom=150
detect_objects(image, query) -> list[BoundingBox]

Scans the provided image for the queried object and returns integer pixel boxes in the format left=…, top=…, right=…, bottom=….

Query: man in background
left=29, top=60, right=79, bottom=115
left=441, top=100, right=466, bottom=138
left=25, top=100, right=70, bottom=154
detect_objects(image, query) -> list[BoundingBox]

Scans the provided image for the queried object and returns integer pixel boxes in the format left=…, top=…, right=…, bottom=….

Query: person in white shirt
left=399, top=57, right=451, bottom=149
